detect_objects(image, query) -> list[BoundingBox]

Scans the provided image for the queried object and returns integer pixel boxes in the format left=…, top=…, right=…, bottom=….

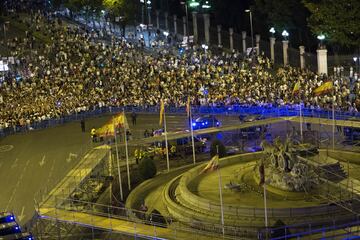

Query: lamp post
left=146, top=0, right=151, bottom=26
left=269, top=27, right=275, bottom=62
left=317, top=34, right=325, bottom=49
left=354, top=57, right=359, bottom=75
left=140, top=0, right=145, bottom=24
left=245, top=9, right=254, bottom=56
left=180, top=1, right=189, bottom=40
left=282, top=30, right=289, bottom=66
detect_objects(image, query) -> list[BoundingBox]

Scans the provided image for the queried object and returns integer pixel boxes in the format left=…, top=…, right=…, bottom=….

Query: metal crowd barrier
left=1, top=104, right=360, bottom=138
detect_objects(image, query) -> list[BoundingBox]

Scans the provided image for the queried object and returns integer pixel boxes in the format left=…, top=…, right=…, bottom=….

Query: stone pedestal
left=156, top=10, right=160, bottom=29
left=173, top=15, right=177, bottom=35
left=203, top=13, right=210, bottom=45
left=182, top=16, right=187, bottom=36
left=269, top=37, right=275, bottom=62
left=255, top=34, right=260, bottom=54
left=229, top=28, right=234, bottom=51
left=192, top=12, right=198, bottom=43
left=282, top=40, right=289, bottom=66
left=317, top=48, right=328, bottom=75
left=242, top=31, right=247, bottom=53
left=299, top=46, right=305, bottom=69
left=164, top=12, right=168, bottom=30
left=217, top=25, right=222, bottom=47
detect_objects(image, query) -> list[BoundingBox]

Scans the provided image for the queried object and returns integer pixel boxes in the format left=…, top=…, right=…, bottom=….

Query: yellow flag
left=159, top=100, right=165, bottom=126
left=292, top=81, right=300, bottom=95
left=314, top=81, right=333, bottom=96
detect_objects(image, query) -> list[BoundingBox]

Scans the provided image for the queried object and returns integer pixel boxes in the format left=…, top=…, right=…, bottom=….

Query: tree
left=210, top=139, right=226, bottom=158
left=138, top=156, right=157, bottom=180
left=254, top=0, right=311, bottom=46
left=303, top=0, right=360, bottom=48
left=103, top=0, right=138, bottom=36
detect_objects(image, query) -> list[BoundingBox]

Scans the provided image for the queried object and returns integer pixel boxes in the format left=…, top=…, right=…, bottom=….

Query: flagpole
left=217, top=166, right=225, bottom=237
left=332, top=85, right=335, bottom=150
left=109, top=151, right=112, bottom=206
left=332, top=99, right=335, bottom=150
left=123, top=109, right=131, bottom=190
left=299, top=101, right=303, bottom=142
left=263, top=182, right=268, bottom=234
left=163, top=107, right=170, bottom=172
left=216, top=146, right=225, bottom=237
left=113, top=117, right=123, bottom=201
left=190, top=106, right=196, bottom=164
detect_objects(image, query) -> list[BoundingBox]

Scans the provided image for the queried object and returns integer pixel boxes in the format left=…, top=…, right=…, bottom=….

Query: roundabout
left=128, top=144, right=360, bottom=238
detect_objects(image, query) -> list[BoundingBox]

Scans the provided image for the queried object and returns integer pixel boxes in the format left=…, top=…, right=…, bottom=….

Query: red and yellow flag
left=314, top=81, right=333, bottom=96
left=292, top=81, right=301, bottom=95
left=159, top=100, right=165, bottom=126
left=200, top=155, right=219, bottom=174
left=96, top=112, right=128, bottom=137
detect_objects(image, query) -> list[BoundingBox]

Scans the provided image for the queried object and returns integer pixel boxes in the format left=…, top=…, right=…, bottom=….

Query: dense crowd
left=0, top=11, right=359, bottom=130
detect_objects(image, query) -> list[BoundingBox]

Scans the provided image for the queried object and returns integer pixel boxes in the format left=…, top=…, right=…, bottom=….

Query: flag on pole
left=292, top=81, right=301, bottom=95
left=159, top=99, right=165, bottom=126
left=314, top=81, right=333, bottom=96
left=186, top=96, right=191, bottom=117
left=200, top=155, right=219, bottom=174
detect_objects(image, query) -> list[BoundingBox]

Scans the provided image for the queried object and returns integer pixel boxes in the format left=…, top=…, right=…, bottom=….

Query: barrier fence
left=2, top=104, right=360, bottom=139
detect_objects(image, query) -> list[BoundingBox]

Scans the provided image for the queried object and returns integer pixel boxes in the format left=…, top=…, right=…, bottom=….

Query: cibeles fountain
left=162, top=135, right=360, bottom=238
left=259, top=137, right=329, bottom=192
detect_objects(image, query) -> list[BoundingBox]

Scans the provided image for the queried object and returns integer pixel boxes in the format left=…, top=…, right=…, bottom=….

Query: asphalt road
left=0, top=112, right=346, bottom=226
left=0, top=113, right=195, bottom=225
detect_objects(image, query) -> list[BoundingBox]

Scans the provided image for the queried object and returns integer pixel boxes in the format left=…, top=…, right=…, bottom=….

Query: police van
left=0, top=213, right=15, bottom=224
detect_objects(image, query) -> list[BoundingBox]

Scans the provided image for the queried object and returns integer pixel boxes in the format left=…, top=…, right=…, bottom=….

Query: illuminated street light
left=202, top=1, right=211, bottom=9
left=317, top=34, right=325, bottom=48
left=189, top=0, right=200, bottom=8
left=269, top=27, right=275, bottom=34
left=282, top=30, right=289, bottom=40
left=245, top=9, right=254, bottom=57
left=163, top=31, right=169, bottom=37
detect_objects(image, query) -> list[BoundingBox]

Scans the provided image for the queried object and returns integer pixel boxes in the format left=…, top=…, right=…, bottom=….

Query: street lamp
left=202, top=1, right=211, bottom=9
left=180, top=1, right=189, bottom=40
left=282, top=30, right=289, bottom=40
left=146, top=0, right=151, bottom=26
left=189, top=0, right=200, bottom=8
left=269, top=27, right=275, bottom=36
left=317, top=34, right=325, bottom=48
left=353, top=57, right=359, bottom=74
left=245, top=9, right=254, bottom=57
left=140, top=0, right=145, bottom=24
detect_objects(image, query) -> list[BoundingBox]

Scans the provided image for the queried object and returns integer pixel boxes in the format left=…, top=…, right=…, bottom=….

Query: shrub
left=210, top=139, right=226, bottom=158
left=138, top=156, right=157, bottom=180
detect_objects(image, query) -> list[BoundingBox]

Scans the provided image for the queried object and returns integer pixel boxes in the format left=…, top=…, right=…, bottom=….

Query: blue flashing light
left=192, top=122, right=196, bottom=127
left=216, top=122, right=220, bottom=126
left=201, top=122, right=205, bottom=126
left=205, top=121, right=208, bottom=125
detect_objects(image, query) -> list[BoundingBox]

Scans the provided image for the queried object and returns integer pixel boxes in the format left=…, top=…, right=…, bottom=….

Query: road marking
left=6, top=158, right=30, bottom=211
left=66, top=152, right=78, bottom=163
left=0, top=145, right=14, bottom=153
left=11, top=158, right=19, bottom=169
left=39, top=155, right=46, bottom=167
left=18, top=206, right=25, bottom=222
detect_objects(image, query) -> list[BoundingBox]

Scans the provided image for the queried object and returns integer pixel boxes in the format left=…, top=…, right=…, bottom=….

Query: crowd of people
left=0, top=10, right=359, bottom=131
